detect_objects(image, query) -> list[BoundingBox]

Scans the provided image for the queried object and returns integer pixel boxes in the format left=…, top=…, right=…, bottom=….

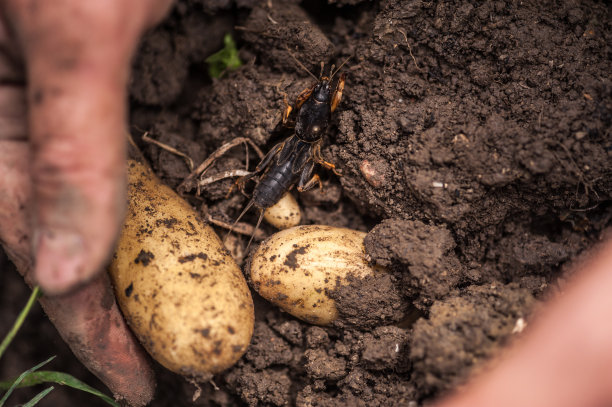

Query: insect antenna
left=224, top=199, right=255, bottom=244
left=245, top=209, right=265, bottom=252
left=285, top=45, right=318, bottom=81
left=330, top=56, right=352, bottom=80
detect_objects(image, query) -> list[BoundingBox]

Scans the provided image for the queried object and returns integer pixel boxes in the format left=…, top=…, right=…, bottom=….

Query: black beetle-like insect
left=229, top=60, right=347, bottom=248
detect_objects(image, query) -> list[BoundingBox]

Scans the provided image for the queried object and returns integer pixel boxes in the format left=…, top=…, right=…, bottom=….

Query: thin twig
left=552, top=143, right=600, bottom=209
left=199, top=170, right=251, bottom=188
left=142, top=132, right=194, bottom=172
left=209, top=379, right=220, bottom=391
left=267, top=13, right=278, bottom=25
left=206, top=215, right=266, bottom=240
left=398, top=29, right=424, bottom=72
left=179, top=137, right=264, bottom=194
left=557, top=141, right=599, bottom=201
left=569, top=202, right=601, bottom=212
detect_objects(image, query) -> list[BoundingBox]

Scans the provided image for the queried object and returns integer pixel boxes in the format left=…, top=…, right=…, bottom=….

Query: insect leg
left=179, top=137, right=264, bottom=194
left=281, top=92, right=293, bottom=125
left=330, top=73, right=345, bottom=113
left=295, top=83, right=316, bottom=110
left=282, top=82, right=315, bottom=126
left=226, top=140, right=286, bottom=197
left=313, top=142, right=342, bottom=176
left=255, top=141, right=284, bottom=172
left=298, top=174, right=323, bottom=193
left=297, top=161, right=323, bottom=192
left=225, top=171, right=257, bottom=198
left=226, top=139, right=286, bottom=198
left=297, top=161, right=314, bottom=189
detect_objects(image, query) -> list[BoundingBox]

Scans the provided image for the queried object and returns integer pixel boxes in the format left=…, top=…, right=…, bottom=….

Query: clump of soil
left=410, top=284, right=535, bottom=397
left=2, top=0, right=610, bottom=406
left=330, top=272, right=407, bottom=329
left=365, top=218, right=463, bottom=308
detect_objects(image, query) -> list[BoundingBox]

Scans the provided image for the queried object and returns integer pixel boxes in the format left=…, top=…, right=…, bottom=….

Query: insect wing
left=277, top=136, right=299, bottom=165
left=291, top=142, right=312, bottom=174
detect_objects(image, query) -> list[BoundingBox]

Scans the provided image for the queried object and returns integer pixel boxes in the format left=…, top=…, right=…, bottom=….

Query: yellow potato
left=263, top=192, right=301, bottom=229
left=248, top=225, right=386, bottom=325
left=109, top=160, right=254, bottom=379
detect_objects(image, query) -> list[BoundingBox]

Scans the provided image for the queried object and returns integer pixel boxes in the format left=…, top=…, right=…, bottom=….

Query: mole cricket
left=181, top=55, right=349, bottom=249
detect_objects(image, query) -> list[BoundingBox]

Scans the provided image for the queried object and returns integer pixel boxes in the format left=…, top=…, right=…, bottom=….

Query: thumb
left=6, top=1, right=166, bottom=294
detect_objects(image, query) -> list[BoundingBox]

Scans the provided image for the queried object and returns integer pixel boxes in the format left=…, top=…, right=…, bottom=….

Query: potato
left=263, top=192, right=301, bottom=229
left=109, top=160, right=254, bottom=379
left=248, top=225, right=386, bottom=325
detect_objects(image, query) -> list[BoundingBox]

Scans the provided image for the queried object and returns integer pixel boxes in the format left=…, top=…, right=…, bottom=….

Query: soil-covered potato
left=109, top=160, right=254, bottom=379
left=263, top=192, right=301, bottom=229
left=248, top=225, right=390, bottom=325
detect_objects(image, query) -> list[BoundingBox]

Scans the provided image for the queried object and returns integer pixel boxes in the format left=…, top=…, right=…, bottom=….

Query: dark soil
left=2, top=0, right=611, bottom=406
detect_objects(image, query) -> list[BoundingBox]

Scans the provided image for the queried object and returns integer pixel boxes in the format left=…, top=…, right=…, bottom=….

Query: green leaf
left=0, top=355, right=55, bottom=406
left=0, top=286, right=41, bottom=360
left=205, top=33, right=243, bottom=78
left=22, top=386, right=54, bottom=407
left=0, top=370, right=118, bottom=407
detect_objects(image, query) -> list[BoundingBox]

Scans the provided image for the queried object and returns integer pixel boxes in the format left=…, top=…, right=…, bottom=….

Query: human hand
left=0, top=1, right=172, bottom=405
left=434, top=236, right=612, bottom=407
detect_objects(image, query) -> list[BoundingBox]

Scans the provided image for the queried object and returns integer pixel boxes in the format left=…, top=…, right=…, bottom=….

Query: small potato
left=248, top=225, right=386, bottom=325
left=263, top=192, right=301, bottom=229
left=109, top=160, right=254, bottom=379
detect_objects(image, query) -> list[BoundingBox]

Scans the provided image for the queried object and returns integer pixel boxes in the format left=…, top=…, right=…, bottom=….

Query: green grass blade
left=0, top=286, right=41, bottom=360
left=0, top=355, right=55, bottom=407
left=21, top=386, right=54, bottom=407
left=0, top=371, right=118, bottom=407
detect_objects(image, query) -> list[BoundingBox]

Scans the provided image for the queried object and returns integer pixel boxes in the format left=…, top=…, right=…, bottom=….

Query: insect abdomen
left=253, top=160, right=298, bottom=209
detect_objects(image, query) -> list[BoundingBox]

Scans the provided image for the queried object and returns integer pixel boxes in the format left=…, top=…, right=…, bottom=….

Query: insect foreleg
left=313, top=142, right=342, bottom=176
left=297, top=162, right=322, bottom=192
left=255, top=141, right=284, bottom=172
left=281, top=92, right=293, bottom=125
left=330, top=73, right=345, bottom=113
left=295, top=83, right=316, bottom=110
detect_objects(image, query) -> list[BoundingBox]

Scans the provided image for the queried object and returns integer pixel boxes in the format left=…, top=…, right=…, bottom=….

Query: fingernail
left=34, top=229, right=86, bottom=295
